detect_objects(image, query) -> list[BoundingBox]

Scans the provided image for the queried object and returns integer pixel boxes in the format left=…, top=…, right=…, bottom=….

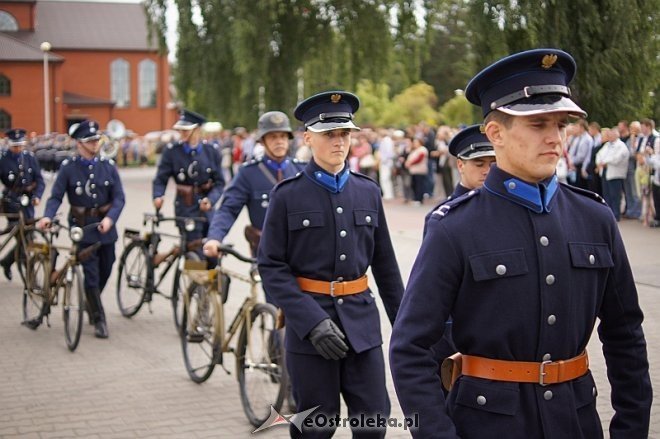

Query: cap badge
left=479, top=125, right=486, bottom=134
left=541, top=54, right=558, bottom=69
left=270, top=113, right=284, bottom=124
left=330, top=94, right=342, bottom=104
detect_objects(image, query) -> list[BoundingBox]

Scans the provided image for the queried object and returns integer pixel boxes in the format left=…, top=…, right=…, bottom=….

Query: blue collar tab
left=79, top=156, right=98, bottom=167
left=305, top=160, right=350, bottom=193
left=484, top=166, right=558, bottom=213
left=264, top=157, right=289, bottom=172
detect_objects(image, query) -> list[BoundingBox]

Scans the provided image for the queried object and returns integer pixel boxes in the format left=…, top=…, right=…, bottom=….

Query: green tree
left=438, top=94, right=478, bottom=126
left=382, top=82, right=440, bottom=127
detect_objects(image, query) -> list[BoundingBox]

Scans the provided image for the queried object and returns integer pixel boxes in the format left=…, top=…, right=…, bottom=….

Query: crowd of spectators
left=559, top=118, right=660, bottom=227
left=5, top=117, right=658, bottom=228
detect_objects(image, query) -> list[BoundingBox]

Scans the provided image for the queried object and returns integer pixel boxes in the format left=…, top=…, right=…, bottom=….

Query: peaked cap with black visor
left=449, top=125, right=496, bottom=160
left=294, top=91, right=361, bottom=132
left=465, top=48, right=587, bottom=118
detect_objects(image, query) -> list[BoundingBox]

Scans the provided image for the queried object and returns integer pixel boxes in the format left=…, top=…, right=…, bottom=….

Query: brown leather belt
left=296, top=275, right=368, bottom=296
left=462, top=351, right=589, bottom=386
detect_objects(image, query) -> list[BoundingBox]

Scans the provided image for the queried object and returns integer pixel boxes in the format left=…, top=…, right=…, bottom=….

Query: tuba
left=100, top=119, right=126, bottom=159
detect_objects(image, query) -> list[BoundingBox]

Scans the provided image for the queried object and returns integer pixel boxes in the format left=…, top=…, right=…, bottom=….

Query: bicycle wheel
left=16, top=229, right=48, bottom=286
left=180, top=282, right=222, bottom=383
left=237, top=302, right=286, bottom=427
left=22, top=252, right=50, bottom=325
left=62, top=265, right=84, bottom=351
left=116, top=241, right=149, bottom=317
left=171, top=251, right=201, bottom=333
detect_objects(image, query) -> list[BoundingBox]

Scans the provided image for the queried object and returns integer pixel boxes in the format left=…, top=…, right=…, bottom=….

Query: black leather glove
left=308, top=318, right=349, bottom=360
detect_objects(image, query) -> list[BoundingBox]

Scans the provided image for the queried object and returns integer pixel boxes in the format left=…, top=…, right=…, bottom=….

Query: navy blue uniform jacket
left=390, top=165, right=651, bottom=439
left=152, top=142, right=224, bottom=228
left=207, top=157, right=305, bottom=241
left=0, top=149, right=45, bottom=218
left=44, top=156, right=125, bottom=244
left=258, top=159, right=404, bottom=355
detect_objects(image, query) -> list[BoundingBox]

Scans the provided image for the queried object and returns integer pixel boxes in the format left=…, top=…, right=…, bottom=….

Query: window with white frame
left=138, top=59, right=157, bottom=108
left=110, top=58, right=130, bottom=108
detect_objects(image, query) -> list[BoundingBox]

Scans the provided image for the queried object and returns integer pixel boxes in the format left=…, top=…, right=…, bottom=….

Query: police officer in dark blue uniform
left=39, top=120, right=125, bottom=338
left=258, top=91, right=404, bottom=438
left=0, top=128, right=46, bottom=280
left=203, top=110, right=305, bottom=264
left=422, top=125, right=497, bottom=366
left=152, top=110, right=224, bottom=259
left=390, top=49, right=652, bottom=438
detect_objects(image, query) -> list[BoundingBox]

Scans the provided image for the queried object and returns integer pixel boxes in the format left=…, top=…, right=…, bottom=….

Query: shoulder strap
left=257, top=162, right=278, bottom=186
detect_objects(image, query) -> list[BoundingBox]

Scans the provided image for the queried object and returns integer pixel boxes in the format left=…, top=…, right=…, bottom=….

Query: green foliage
left=355, top=80, right=392, bottom=127
left=438, top=94, right=478, bottom=126
left=144, top=0, right=659, bottom=129
left=382, top=82, right=441, bottom=127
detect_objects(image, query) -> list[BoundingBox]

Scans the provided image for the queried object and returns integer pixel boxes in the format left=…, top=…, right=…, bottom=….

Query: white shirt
left=596, top=139, right=629, bottom=180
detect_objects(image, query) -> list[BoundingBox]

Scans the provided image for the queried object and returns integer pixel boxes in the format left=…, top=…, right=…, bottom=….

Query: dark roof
left=63, top=91, right=115, bottom=106
left=0, top=32, right=63, bottom=61
left=8, top=0, right=160, bottom=51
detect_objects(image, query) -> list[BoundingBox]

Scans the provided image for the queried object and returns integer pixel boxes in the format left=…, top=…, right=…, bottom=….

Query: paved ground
left=1, top=166, right=659, bottom=438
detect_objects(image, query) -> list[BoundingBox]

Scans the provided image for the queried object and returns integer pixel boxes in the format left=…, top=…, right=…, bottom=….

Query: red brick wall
left=59, top=49, right=177, bottom=135
left=0, top=61, right=51, bottom=132
left=0, top=2, right=35, bottom=31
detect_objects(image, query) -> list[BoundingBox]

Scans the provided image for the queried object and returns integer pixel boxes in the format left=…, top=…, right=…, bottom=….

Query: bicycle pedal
left=220, top=364, right=231, bottom=375
left=186, top=332, right=205, bottom=343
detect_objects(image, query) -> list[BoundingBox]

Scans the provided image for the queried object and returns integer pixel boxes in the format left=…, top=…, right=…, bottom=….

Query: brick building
left=0, top=0, right=178, bottom=136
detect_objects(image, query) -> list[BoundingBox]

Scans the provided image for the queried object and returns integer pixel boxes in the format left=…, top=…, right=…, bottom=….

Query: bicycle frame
left=123, top=212, right=203, bottom=299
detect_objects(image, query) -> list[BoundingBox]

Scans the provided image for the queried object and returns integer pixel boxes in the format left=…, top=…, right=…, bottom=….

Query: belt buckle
left=329, top=280, right=337, bottom=297
left=539, top=360, right=551, bottom=386
left=523, top=86, right=531, bottom=98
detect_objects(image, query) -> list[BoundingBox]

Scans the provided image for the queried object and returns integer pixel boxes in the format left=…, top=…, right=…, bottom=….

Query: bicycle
left=180, top=243, right=287, bottom=427
left=115, top=212, right=206, bottom=332
left=23, top=220, right=101, bottom=351
left=0, top=194, right=47, bottom=287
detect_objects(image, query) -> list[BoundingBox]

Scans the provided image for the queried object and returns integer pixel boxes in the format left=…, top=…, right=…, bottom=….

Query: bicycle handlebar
left=217, top=243, right=256, bottom=264
left=143, top=212, right=207, bottom=226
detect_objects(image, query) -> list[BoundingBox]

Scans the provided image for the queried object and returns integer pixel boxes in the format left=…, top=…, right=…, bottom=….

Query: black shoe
left=94, top=321, right=109, bottom=339
left=1, top=261, right=12, bottom=281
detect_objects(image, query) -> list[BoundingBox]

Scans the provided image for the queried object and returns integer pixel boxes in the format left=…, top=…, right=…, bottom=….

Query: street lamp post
left=40, top=41, right=51, bottom=134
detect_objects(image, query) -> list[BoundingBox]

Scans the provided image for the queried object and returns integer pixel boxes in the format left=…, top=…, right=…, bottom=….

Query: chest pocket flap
left=455, top=378, right=519, bottom=416
left=568, top=243, right=613, bottom=268
left=469, top=248, right=528, bottom=282
left=288, top=211, right=325, bottom=231
left=354, top=209, right=379, bottom=227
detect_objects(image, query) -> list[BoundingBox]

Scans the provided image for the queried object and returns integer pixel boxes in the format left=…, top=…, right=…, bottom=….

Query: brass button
left=365, top=215, right=372, bottom=223
left=339, top=230, right=347, bottom=238
left=339, top=254, right=346, bottom=261
left=547, top=315, right=556, bottom=325
left=476, top=395, right=486, bottom=405
left=540, top=236, right=549, bottom=246
left=589, top=254, right=595, bottom=264
left=336, top=207, right=343, bottom=214
left=545, top=274, right=555, bottom=285
left=302, top=219, right=310, bottom=227
left=544, top=390, right=553, bottom=400
left=542, top=353, right=551, bottom=361
left=337, top=298, right=344, bottom=305
left=496, top=265, right=507, bottom=275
